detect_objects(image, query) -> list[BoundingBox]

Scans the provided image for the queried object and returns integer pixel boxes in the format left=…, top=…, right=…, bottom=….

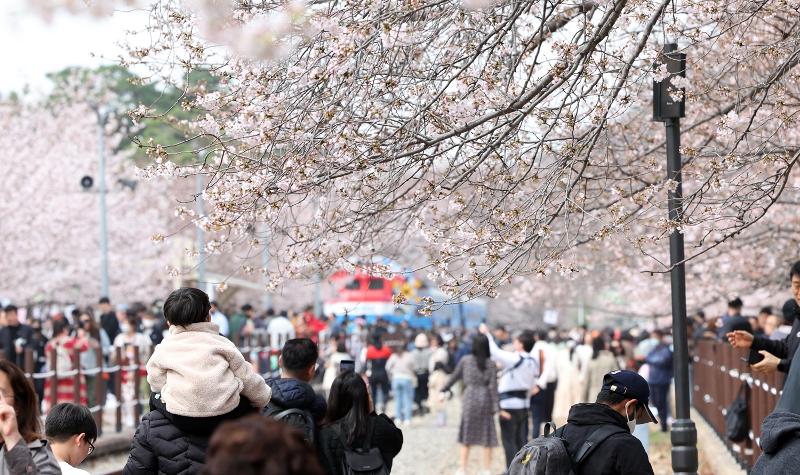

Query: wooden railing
left=692, top=340, right=783, bottom=470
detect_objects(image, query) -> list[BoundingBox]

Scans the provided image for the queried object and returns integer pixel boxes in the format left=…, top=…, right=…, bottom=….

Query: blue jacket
left=645, top=344, right=673, bottom=386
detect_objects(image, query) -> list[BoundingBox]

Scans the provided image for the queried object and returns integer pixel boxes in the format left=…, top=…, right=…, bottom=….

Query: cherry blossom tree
left=33, top=1, right=800, bottom=314
left=0, top=103, right=176, bottom=304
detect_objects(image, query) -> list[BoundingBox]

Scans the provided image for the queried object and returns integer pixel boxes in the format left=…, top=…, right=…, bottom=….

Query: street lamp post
left=96, top=109, right=110, bottom=299
left=196, top=171, right=208, bottom=297
left=653, top=43, right=698, bottom=474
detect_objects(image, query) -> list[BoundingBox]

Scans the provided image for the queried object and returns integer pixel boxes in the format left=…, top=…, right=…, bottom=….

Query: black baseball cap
left=602, top=370, right=658, bottom=424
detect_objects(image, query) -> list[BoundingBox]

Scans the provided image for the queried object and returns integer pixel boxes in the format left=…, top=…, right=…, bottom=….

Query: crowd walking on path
left=1, top=260, right=800, bottom=474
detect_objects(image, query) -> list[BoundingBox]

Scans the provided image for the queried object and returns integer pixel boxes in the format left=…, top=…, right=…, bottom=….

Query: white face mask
left=625, top=400, right=637, bottom=433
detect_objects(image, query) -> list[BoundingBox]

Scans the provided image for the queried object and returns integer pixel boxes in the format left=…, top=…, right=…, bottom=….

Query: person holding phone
left=322, top=341, right=352, bottom=396
left=728, top=262, right=800, bottom=375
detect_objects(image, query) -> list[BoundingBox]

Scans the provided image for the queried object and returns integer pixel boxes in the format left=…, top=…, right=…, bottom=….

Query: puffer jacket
left=264, top=377, right=327, bottom=422
left=124, top=392, right=257, bottom=475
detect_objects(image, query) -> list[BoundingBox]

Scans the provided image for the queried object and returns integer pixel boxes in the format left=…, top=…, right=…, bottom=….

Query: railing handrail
left=692, top=339, right=783, bottom=470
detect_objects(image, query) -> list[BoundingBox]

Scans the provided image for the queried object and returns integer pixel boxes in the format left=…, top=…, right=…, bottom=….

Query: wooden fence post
left=133, top=346, right=142, bottom=424
left=94, top=346, right=104, bottom=436
left=72, top=347, right=81, bottom=404
left=115, top=346, right=122, bottom=433
left=48, top=349, right=58, bottom=414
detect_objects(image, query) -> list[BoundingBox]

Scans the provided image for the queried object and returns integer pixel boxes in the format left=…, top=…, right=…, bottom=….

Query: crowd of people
left=0, top=260, right=797, bottom=474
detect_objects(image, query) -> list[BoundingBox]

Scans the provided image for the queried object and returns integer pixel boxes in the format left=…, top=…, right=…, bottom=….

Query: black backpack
left=335, top=421, right=388, bottom=475
left=507, top=422, right=627, bottom=475
left=726, top=382, right=750, bottom=442
left=271, top=407, right=316, bottom=445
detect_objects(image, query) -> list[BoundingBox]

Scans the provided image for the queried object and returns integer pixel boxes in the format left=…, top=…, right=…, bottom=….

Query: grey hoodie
left=752, top=412, right=800, bottom=474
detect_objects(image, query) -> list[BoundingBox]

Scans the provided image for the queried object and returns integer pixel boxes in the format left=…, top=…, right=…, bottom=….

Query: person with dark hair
left=440, top=333, right=498, bottom=475
left=717, top=296, right=751, bottom=339
left=756, top=306, right=774, bottom=336
left=43, top=319, right=89, bottom=413
left=228, top=304, right=254, bottom=346
left=0, top=305, right=34, bottom=367
left=582, top=334, right=620, bottom=403
left=322, top=341, right=351, bottom=396
left=644, top=330, right=673, bottom=432
left=147, top=288, right=271, bottom=417
left=125, top=288, right=269, bottom=475
left=27, top=319, right=48, bottom=406
left=317, top=371, right=403, bottom=475
left=478, top=324, right=538, bottom=466
left=209, top=301, right=229, bottom=337
left=263, top=338, right=327, bottom=444
left=365, top=335, right=392, bottom=413
left=45, top=403, right=97, bottom=475
left=204, top=415, right=324, bottom=475
left=77, top=311, right=111, bottom=410
left=113, top=311, right=151, bottom=428
left=0, top=360, right=60, bottom=474
left=428, top=333, right=450, bottom=373
left=386, top=341, right=416, bottom=426
left=97, top=297, right=121, bottom=344
left=267, top=310, right=296, bottom=349
left=556, top=370, right=656, bottom=474
left=530, top=330, right=558, bottom=438
left=728, top=261, right=800, bottom=375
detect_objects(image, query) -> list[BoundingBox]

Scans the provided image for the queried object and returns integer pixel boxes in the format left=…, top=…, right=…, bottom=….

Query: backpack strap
left=273, top=408, right=309, bottom=420
left=572, top=425, right=628, bottom=465
left=499, top=354, right=534, bottom=378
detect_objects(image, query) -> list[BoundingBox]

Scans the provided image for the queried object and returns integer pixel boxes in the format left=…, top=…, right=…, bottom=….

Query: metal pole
left=262, top=227, right=272, bottom=310
left=195, top=173, right=207, bottom=293
left=313, top=274, right=322, bottom=318
left=665, top=116, right=698, bottom=474
left=97, top=111, right=110, bottom=298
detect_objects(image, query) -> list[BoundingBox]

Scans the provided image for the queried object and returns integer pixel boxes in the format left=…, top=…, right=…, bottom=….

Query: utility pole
left=195, top=171, right=208, bottom=297
left=653, top=43, right=698, bottom=475
left=261, top=226, right=272, bottom=310
left=96, top=109, right=110, bottom=299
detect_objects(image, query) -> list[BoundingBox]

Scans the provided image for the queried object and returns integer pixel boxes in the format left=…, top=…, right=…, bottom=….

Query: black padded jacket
left=123, top=392, right=257, bottom=475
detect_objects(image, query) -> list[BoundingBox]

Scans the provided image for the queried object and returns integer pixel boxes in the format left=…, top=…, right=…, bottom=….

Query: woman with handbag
left=317, top=371, right=403, bottom=475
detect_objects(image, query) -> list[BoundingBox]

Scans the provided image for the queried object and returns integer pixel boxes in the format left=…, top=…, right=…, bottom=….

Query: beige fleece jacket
left=146, top=322, right=271, bottom=417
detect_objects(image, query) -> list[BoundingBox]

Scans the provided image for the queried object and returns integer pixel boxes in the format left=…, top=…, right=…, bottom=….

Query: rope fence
left=9, top=333, right=283, bottom=437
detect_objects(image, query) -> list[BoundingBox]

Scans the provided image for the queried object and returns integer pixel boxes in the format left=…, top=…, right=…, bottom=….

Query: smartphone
left=742, top=351, right=765, bottom=365
left=339, top=360, right=356, bottom=373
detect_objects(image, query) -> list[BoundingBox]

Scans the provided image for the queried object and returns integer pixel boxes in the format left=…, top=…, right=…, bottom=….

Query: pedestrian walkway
left=392, top=398, right=506, bottom=475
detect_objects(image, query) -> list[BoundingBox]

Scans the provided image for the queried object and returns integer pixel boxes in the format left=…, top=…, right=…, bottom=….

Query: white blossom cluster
left=106, top=0, right=800, bottom=303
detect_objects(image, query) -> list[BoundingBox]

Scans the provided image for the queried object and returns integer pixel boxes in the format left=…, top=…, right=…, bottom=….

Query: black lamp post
left=652, top=43, right=698, bottom=474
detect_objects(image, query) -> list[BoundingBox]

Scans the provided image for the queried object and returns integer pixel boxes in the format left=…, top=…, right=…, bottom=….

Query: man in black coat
left=728, top=261, right=800, bottom=375
left=98, top=297, right=121, bottom=344
left=263, top=338, right=327, bottom=443
left=0, top=305, right=34, bottom=367
left=124, top=392, right=256, bottom=475
left=559, top=370, right=656, bottom=475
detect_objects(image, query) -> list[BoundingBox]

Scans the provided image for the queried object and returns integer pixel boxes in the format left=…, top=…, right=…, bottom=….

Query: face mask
left=120, top=323, right=131, bottom=334
left=142, top=319, right=155, bottom=329
left=624, top=400, right=637, bottom=433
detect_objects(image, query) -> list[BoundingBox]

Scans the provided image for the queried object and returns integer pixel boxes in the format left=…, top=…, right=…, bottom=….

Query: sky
left=0, top=1, right=148, bottom=96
